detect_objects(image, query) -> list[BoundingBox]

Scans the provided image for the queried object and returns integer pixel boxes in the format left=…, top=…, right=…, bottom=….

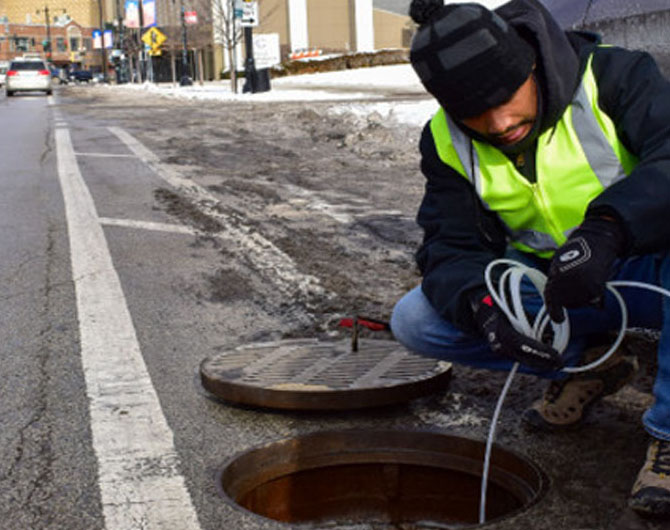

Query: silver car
left=6, top=59, right=53, bottom=96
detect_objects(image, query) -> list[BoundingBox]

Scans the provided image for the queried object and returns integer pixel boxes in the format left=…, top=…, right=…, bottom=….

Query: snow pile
left=112, top=63, right=438, bottom=128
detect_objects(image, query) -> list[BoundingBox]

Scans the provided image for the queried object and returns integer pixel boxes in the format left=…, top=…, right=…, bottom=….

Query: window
left=69, top=36, right=80, bottom=50
left=83, top=38, right=92, bottom=51
left=56, top=37, right=66, bottom=52
left=12, top=37, right=30, bottom=52
left=9, top=60, right=47, bottom=70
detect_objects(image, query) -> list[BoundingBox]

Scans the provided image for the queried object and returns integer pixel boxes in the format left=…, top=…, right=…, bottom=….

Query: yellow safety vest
left=429, top=53, right=638, bottom=258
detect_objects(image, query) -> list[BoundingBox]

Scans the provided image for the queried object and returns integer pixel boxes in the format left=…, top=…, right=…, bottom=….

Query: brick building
left=0, top=0, right=114, bottom=69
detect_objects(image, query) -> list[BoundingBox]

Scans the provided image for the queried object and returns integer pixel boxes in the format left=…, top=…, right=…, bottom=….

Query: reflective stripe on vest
left=429, top=52, right=637, bottom=258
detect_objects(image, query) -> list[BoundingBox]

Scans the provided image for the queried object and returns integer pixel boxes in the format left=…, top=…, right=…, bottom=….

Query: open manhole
left=218, top=429, right=547, bottom=528
left=200, top=338, right=452, bottom=410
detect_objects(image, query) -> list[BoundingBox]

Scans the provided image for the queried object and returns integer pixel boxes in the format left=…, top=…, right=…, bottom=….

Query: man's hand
left=544, top=216, right=625, bottom=323
left=474, top=295, right=563, bottom=371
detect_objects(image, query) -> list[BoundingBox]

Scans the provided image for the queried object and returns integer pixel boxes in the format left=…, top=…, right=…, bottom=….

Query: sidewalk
left=106, top=63, right=439, bottom=128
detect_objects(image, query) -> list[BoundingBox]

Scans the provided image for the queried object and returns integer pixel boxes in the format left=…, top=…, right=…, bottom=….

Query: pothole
left=218, top=429, right=547, bottom=528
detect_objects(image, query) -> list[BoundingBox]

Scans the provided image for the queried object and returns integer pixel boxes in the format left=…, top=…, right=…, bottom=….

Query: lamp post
left=243, top=25, right=257, bottom=92
left=179, top=1, right=192, bottom=86
left=97, top=0, right=108, bottom=82
left=114, top=0, right=129, bottom=82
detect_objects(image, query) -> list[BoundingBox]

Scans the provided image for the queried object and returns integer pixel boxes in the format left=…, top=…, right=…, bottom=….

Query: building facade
left=214, top=0, right=412, bottom=79
left=0, top=0, right=412, bottom=80
left=0, top=0, right=113, bottom=69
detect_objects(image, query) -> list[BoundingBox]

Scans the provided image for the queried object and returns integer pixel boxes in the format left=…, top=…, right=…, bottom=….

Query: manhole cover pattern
left=200, top=338, right=452, bottom=410
left=201, top=338, right=450, bottom=391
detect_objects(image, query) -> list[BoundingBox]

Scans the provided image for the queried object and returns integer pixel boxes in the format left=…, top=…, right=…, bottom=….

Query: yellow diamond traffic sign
left=141, top=27, right=167, bottom=49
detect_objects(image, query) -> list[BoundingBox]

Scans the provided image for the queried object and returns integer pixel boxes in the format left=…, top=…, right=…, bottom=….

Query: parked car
left=49, top=66, right=67, bottom=84
left=68, top=69, right=93, bottom=83
left=5, top=59, right=52, bottom=96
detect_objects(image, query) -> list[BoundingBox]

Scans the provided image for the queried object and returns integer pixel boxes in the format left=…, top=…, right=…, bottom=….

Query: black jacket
left=416, top=0, right=670, bottom=333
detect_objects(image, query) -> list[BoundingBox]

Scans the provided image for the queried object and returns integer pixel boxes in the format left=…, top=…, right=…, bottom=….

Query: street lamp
left=96, top=0, right=108, bottom=82
left=113, top=0, right=129, bottom=83
left=179, top=0, right=192, bottom=86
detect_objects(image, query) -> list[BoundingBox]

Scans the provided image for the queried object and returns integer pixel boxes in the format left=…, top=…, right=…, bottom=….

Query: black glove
left=474, top=294, right=563, bottom=371
left=544, top=216, right=625, bottom=323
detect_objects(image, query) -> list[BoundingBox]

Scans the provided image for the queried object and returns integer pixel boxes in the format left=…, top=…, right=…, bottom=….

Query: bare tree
left=211, top=0, right=242, bottom=93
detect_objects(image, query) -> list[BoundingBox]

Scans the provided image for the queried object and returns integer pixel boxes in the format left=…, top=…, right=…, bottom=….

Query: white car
left=6, top=59, right=52, bottom=96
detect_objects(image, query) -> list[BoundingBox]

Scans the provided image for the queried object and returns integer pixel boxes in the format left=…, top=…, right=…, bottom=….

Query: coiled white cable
left=478, top=259, right=670, bottom=524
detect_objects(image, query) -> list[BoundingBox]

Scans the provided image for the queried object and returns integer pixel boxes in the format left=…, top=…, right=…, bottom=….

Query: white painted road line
left=108, top=125, right=330, bottom=302
left=75, top=152, right=137, bottom=158
left=55, top=128, right=201, bottom=530
left=99, top=217, right=198, bottom=235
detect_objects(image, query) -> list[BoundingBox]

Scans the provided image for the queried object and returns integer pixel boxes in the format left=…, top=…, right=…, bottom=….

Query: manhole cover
left=199, top=338, right=452, bottom=410
left=218, top=429, right=548, bottom=527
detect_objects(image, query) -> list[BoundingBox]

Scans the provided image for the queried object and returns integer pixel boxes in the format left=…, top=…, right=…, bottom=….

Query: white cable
left=478, top=259, right=670, bottom=524
left=479, top=361, right=518, bottom=525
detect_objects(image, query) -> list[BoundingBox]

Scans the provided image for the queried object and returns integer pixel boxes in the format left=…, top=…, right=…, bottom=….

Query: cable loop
left=479, top=259, right=670, bottom=523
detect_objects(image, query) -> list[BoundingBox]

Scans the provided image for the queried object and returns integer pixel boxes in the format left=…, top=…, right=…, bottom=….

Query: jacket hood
left=495, top=0, right=599, bottom=134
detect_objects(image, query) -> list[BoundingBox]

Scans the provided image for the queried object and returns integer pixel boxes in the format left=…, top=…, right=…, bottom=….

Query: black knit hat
left=409, top=0, right=536, bottom=120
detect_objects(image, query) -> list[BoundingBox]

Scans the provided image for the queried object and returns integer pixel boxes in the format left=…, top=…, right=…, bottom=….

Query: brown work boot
left=630, top=438, right=670, bottom=517
left=521, top=342, right=638, bottom=432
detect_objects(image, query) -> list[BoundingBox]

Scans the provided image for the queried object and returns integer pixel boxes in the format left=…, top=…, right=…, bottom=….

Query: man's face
left=460, top=73, right=538, bottom=146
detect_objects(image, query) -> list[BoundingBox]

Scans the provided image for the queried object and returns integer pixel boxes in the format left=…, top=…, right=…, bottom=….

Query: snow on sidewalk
left=108, top=63, right=439, bottom=128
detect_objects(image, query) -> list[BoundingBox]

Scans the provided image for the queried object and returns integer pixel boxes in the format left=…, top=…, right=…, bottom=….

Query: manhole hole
left=218, top=429, right=547, bottom=528
left=199, top=338, right=452, bottom=410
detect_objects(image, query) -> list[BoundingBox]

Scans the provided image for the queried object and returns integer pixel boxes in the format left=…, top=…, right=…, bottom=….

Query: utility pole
left=37, top=6, right=67, bottom=62
left=36, top=5, right=57, bottom=60
left=179, top=0, right=192, bottom=86
left=43, top=6, right=51, bottom=59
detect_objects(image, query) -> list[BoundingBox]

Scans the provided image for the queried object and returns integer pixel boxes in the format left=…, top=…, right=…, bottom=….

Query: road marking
left=75, top=152, right=136, bottom=158
left=55, top=128, right=202, bottom=530
left=99, top=216, right=197, bottom=235
left=108, top=126, right=329, bottom=302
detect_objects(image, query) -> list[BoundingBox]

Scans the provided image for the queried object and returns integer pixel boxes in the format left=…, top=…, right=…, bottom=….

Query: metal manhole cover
left=199, top=338, right=452, bottom=410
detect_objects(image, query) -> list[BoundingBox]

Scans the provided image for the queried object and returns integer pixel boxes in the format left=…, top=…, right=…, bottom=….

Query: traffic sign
left=238, top=0, right=258, bottom=27
left=141, top=26, right=167, bottom=49
left=184, top=11, right=198, bottom=24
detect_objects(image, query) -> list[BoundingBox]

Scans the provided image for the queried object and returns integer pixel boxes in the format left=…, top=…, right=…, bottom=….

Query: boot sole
left=629, top=491, right=670, bottom=518
left=520, top=357, right=638, bottom=433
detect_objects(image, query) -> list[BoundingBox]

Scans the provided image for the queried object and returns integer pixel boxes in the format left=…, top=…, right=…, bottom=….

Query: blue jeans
left=391, top=251, right=670, bottom=441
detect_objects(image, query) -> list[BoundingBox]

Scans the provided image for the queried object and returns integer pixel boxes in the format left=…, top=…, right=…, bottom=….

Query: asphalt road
left=0, top=85, right=666, bottom=530
left=0, top=92, right=103, bottom=529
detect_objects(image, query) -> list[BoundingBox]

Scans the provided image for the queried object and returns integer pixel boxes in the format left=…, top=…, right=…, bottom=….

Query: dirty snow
left=112, top=63, right=440, bottom=128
